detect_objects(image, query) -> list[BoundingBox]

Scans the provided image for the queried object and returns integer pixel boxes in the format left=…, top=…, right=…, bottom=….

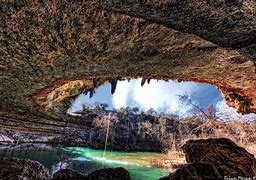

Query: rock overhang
left=0, top=0, right=255, bottom=120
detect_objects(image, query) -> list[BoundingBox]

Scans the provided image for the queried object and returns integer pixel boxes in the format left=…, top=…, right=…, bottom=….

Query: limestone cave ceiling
left=0, top=0, right=255, bottom=120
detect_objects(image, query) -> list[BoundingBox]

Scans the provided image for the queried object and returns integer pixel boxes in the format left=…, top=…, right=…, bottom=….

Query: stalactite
left=82, top=89, right=88, bottom=95
left=93, top=78, right=101, bottom=88
left=141, top=78, right=147, bottom=87
left=109, top=78, right=118, bottom=94
left=147, top=79, right=151, bottom=84
left=89, top=88, right=95, bottom=98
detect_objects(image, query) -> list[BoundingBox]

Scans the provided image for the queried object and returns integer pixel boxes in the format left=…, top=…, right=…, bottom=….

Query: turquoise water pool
left=64, top=147, right=169, bottom=180
left=0, top=144, right=169, bottom=180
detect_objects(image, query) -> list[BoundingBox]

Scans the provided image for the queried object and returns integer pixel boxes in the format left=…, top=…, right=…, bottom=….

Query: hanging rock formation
left=108, top=78, right=119, bottom=94
left=89, top=88, right=95, bottom=98
left=141, top=78, right=147, bottom=87
left=93, top=78, right=101, bottom=89
left=0, top=1, right=255, bottom=123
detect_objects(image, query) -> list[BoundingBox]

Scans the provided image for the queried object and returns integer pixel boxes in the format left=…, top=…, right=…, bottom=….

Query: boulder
left=160, top=163, right=222, bottom=180
left=52, top=167, right=131, bottom=180
left=182, top=138, right=256, bottom=177
left=86, top=167, right=131, bottom=180
left=52, top=169, right=85, bottom=180
left=161, top=138, right=256, bottom=180
left=0, top=157, right=51, bottom=180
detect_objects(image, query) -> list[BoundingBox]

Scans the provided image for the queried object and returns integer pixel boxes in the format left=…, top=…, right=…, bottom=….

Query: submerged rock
left=52, top=169, right=85, bottom=180
left=86, top=167, right=131, bottom=180
left=52, top=167, right=131, bottom=180
left=0, top=157, right=51, bottom=180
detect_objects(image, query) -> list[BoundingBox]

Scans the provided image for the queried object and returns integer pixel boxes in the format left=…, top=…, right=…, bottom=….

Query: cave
left=68, top=78, right=255, bottom=121
left=0, top=1, right=256, bottom=180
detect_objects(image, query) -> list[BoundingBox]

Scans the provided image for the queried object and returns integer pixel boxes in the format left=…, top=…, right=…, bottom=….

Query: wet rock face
left=162, top=138, right=256, bottom=179
left=0, top=0, right=255, bottom=121
left=0, top=157, right=51, bottom=180
left=52, top=167, right=131, bottom=180
left=182, top=138, right=256, bottom=176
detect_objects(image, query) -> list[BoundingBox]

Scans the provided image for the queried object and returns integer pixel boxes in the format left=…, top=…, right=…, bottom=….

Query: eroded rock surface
left=160, top=163, right=222, bottom=180
left=0, top=157, right=51, bottom=180
left=182, top=138, right=256, bottom=176
left=0, top=0, right=255, bottom=122
left=99, top=0, right=256, bottom=61
left=162, top=138, right=256, bottom=179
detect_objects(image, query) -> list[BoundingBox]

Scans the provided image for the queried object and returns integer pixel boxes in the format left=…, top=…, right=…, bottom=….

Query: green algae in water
left=63, top=147, right=169, bottom=180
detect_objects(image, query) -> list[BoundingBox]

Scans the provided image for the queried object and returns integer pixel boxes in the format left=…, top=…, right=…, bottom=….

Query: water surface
left=0, top=144, right=169, bottom=180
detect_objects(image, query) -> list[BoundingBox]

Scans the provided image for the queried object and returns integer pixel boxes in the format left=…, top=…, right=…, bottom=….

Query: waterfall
left=103, top=112, right=111, bottom=157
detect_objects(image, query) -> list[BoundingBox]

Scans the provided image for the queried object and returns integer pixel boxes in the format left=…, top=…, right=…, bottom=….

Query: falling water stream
left=103, top=113, right=111, bottom=157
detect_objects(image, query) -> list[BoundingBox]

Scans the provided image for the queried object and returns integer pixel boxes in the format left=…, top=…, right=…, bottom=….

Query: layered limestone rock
left=0, top=0, right=255, bottom=123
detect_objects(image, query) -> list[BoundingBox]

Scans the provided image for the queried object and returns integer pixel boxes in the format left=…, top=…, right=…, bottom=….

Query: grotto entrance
left=1, top=79, right=256, bottom=180
left=68, top=78, right=246, bottom=120
left=41, top=78, right=250, bottom=179
left=64, top=78, right=256, bottom=155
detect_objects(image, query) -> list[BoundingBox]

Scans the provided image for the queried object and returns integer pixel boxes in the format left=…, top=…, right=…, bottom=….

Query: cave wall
left=0, top=0, right=255, bottom=121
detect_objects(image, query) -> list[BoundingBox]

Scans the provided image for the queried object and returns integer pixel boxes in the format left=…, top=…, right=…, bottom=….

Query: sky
left=68, top=79, right=256, bottom=120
